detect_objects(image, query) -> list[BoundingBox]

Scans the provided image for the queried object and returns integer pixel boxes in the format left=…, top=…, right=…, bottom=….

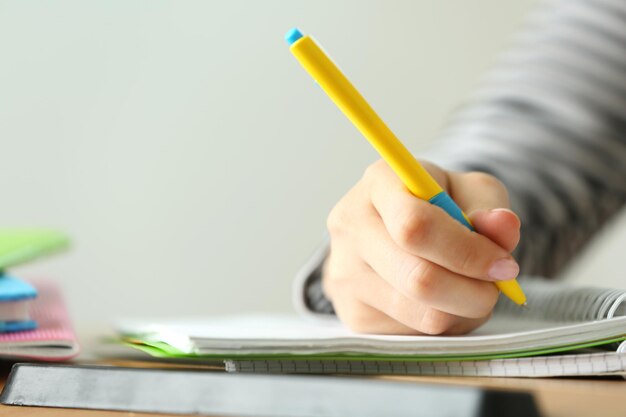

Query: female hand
left=323, top=159, right=521, bottom=335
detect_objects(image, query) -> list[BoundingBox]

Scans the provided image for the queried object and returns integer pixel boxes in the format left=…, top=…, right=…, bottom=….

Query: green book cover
left=0, top=229, right=70, bottom=270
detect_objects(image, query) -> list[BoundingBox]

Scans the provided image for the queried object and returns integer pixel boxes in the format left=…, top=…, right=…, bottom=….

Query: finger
left=337, top=267, right=490, bottom=335
left=332, top=296, right=421, bottom=335
left=366, top=167, right=519, bottom=281
left=469, top=209, right=521, bottom=252
left=447, top=171, right=510, bottom=213
left=445, top=311, right=493, bottom=335
left=448, top=171, right=521, bottom=252
left=352, top=213, right=500, bottom=318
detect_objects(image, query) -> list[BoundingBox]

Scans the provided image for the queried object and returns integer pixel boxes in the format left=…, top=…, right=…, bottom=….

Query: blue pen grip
left=428, top=192, right=474, bottom=231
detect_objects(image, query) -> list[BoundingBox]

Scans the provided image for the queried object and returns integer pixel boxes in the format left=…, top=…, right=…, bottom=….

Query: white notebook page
left=118, top=314, right=626, bottom=356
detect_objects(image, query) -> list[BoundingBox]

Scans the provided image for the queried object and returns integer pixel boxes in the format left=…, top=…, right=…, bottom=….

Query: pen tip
left=521, top=302, right=528, bottom=308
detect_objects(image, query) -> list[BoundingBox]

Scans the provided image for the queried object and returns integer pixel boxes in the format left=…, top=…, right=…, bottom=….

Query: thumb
left=446, top=171, right=521, bottom=252
left=469, top=209, right=521, bottom=252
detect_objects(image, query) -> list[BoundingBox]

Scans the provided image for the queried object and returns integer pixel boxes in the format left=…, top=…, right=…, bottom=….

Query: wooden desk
left=0, top=364, right=622, bottom=417
left=384, top=375, right=626, bottom=417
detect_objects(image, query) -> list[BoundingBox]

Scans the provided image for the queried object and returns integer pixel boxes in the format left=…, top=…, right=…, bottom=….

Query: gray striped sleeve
left=293, top=235, right=335, bottom=317
left=426, top=0, right=626, bottom=277
left=296, top=0, right=626, bottom=315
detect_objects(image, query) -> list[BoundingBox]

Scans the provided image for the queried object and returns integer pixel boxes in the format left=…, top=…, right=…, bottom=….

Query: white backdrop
left=1, top=0, right=624, bottom=324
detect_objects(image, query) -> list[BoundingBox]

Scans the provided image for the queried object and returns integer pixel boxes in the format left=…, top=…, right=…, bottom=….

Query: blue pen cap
left=285, top=28, right=303, bottom=46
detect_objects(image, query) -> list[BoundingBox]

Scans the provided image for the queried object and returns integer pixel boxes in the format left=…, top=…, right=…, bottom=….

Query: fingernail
left=490, top=208, right=520, bottom=221
left=488, top=258, right=519, bottom=281
left=490, top=208, right=514, bottom=214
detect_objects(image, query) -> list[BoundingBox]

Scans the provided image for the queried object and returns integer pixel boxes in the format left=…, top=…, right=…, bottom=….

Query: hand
left=322, top=159, right=521, bottom=335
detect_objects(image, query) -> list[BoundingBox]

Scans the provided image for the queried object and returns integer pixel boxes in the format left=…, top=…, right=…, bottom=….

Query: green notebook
left=0, top=229, right=70, bottom=270
left=117, top=280, right=626, bottom=363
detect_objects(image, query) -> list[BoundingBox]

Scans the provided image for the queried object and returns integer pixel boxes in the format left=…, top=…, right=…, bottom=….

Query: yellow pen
left=285, top=28, right=526, bottom=306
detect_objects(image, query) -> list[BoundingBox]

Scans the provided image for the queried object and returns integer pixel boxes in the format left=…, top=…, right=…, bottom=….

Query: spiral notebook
left=118, top=280, right=626, bottom=377
left=225, top=348, right=626, bottom=377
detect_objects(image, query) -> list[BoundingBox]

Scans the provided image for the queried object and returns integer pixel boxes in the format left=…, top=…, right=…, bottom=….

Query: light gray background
left=1, top=0, right=624, bottom=324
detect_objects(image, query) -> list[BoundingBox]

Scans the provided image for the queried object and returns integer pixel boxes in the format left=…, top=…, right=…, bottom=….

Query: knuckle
left=465, top=171, right=503, bottom=190
left=393, top=208, right=432, bottom=249
left=326, top=182, right=369, bottom=238
left=362, top=160, right=386, bottom=182
left=419, top=309, right=456, bottom=335
left=477, top=284, right=500, bottom=317
left=465, top=172, right=510, bottom=204
left=326, top=202, right=347, bottom=236
left=340, top=305, right=375, bottom=334
left=386, top=296, right=426, bottom=333
left=404, top=261, right=438, bottom=301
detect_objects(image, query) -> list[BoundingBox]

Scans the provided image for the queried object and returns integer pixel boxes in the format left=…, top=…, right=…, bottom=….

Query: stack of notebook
left=118, top=279, right=626, bottom=378
left=0, top=229, right=78, bottom=361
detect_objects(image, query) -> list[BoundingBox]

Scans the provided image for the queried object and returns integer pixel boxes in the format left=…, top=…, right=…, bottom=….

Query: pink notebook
left=0, top=279, right=79, bottom=361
